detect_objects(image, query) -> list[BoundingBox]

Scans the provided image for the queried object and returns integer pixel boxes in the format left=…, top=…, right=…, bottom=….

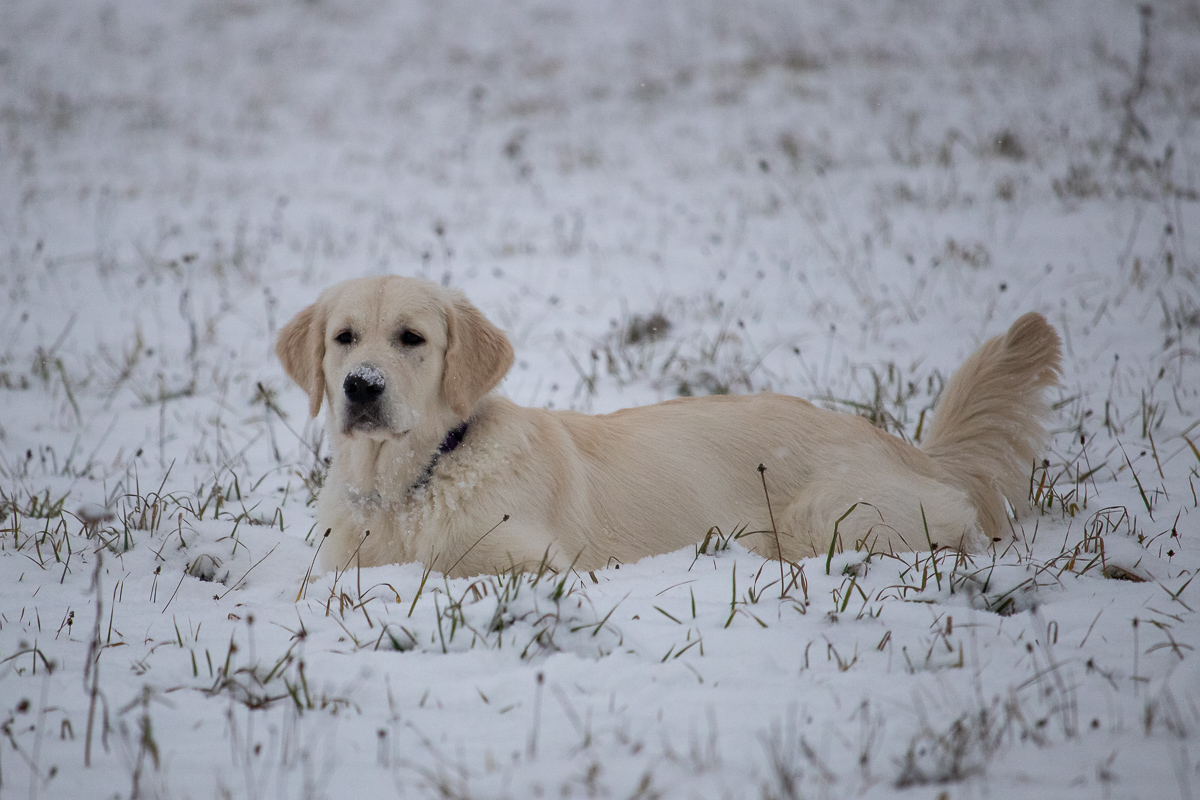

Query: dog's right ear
left=276, top=302, right=327, bottom=418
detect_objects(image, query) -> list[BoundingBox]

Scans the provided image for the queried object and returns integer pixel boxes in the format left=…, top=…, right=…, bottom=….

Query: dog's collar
left=411, top=421, right=469, bottom=492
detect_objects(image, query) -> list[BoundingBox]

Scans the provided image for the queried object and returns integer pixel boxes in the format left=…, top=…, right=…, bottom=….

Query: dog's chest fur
left=317, top=413, right=517, bottom=571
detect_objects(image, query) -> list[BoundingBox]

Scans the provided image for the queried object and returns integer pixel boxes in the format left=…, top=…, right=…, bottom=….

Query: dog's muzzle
left=342, top=364, right=388, bottom=432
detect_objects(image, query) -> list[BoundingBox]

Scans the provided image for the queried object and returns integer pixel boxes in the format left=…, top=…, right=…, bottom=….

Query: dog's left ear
left=276, top=301, right=328, bottom=418
left=441, top=292, right=514, bottom=419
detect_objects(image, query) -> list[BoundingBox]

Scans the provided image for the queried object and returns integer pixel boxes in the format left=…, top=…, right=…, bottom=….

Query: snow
left=1, top=0, right=1198, bottom=797
left=346, top=364, right=387, bottom=390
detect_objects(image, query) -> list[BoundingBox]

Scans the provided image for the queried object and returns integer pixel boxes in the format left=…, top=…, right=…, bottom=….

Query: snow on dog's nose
left=343, top=364, right=385, bottom=405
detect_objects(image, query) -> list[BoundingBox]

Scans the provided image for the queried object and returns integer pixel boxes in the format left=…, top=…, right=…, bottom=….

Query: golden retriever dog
left=277, top=276, right=1062, bottom=578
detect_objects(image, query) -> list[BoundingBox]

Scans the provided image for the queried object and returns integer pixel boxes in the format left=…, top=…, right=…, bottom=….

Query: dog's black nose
left=344, top=367, right=385, bottom=404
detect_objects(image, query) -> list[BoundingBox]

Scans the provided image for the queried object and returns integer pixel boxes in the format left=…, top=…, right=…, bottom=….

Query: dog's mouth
left=342, top=409, right=411, bottom=440
left=339, top=390, right=420, bottom=440
left=343, top=408, right=393, bottom=435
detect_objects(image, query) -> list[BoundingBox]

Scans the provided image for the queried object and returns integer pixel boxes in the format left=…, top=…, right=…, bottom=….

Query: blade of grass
left=826, top=503, right=858, bottom=575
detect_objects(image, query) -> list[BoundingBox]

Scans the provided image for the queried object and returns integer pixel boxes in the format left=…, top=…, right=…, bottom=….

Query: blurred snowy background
left=1, top=0, right=1198, bottom=797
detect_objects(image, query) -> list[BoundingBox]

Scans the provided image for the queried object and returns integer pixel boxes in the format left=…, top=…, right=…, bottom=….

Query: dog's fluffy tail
left=921, top=312, right=1063, bottom=540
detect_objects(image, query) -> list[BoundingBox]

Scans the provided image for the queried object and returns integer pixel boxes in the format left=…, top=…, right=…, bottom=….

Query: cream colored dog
left=277, top=276, right=1062, bottom=578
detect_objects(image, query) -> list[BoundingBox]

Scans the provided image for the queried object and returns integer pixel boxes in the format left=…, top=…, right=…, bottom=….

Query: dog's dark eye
left=334, top=330, right=353, bottom=345
left=397, top=329, right=425, bottom=347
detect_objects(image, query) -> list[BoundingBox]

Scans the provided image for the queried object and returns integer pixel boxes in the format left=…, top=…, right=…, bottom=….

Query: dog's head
left=276, top=277, right=513, bottom=440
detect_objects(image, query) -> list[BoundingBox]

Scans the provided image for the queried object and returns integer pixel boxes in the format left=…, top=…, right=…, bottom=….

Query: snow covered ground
left=1, top=0, right=1198, bottom=797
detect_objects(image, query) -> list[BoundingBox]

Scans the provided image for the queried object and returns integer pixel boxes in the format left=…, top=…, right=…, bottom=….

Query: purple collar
left=412, top=421, right=469, bottom=491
